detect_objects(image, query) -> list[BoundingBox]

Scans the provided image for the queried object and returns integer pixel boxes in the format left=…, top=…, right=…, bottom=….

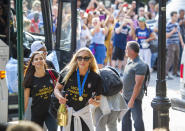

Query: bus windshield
left=22, top=0, right=44, bottom=35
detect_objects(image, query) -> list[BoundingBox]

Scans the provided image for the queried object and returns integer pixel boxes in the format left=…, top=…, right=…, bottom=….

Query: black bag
left=99, top=66, right=123, bottom=96
left=48, top=70, right=60, bottom=118
left=48, top=69, right=68, bottom=118
left=49, top=92, right=60, bottom=118
left=143, top=64, right=150, bottom=96
left=149, top=39, right=158, bottom=53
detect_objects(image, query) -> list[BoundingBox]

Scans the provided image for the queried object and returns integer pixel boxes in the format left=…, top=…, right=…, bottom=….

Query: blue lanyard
left=77, top=68, right=89, bottom=97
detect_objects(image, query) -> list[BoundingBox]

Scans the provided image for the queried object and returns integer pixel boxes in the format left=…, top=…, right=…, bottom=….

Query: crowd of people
left=75, top=0, right=184, bottom=79
left=11, top=0, right=185, bottom=78
left=2, top=0, right=185, bottom=131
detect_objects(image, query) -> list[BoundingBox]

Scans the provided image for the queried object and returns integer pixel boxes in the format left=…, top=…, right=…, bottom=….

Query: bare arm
left=115, top=22, right=127, bottom=34
left=54, top=82, right=68, bottom=104
left=166, top=27, right=177, bottom=39
left=89, top=95, right=101, bottom=107
left=117, top=7, right=124, bottom=19
left=86, top=0, right=96, bottom=10
left=24, top=88, right=30, bottom=111
left=128, top=20, right=135, bottom=37
left=99, top=4, right=111, bottom=16
left=91, top=27, right=98, bottom=36
left=128, top=75, right=145, bottom=108
left=153, top=27, right=158, bottom=33
left=102, top=27, right=107, bottom=35
left=146, top=32, right=156, bottom=43
left=132, top=31, right=136, bottom=40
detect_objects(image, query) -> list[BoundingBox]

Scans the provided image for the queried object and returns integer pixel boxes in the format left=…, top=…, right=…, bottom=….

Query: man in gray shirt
left=122, top=41, right=147, bottom=131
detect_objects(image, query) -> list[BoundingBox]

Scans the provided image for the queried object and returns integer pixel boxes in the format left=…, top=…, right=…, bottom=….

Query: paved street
left=116, top=71, right=185, bottom=131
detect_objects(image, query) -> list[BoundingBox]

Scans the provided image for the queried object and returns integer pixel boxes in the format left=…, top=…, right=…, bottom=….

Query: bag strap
left=107, top=66, right=120, bottom=77
left=49, top=70, right=56, bottom=80
left=48, top=70, right=57, bottom=87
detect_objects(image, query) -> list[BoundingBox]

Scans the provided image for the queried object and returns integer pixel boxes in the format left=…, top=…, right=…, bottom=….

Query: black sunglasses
left=77, top=56, right=91, bottom=61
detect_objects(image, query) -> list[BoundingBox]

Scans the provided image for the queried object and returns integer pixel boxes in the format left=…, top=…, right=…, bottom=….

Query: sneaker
left=166, top=75, right=173, bottom=80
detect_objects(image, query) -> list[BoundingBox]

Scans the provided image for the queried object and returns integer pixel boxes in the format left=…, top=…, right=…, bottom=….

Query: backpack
left=143, top=64, right=150, bottom=96
left=99, top=66, right=123, bottom=96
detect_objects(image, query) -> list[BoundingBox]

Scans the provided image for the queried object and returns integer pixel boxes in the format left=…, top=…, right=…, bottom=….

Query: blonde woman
left=104, top=15, right=115, bottom=66
left=89, top=17, right=107, bottom=68
left=54, top=47, right=103, bottom=131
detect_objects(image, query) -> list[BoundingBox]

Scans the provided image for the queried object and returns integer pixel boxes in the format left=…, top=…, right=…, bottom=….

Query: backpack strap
left=107, top=66, right=120, bottom=77
left=48, top=70, right=57, bottom=87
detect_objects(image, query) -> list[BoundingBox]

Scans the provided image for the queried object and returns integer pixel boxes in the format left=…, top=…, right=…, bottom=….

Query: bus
left=0, top=0, right=77, bottom=122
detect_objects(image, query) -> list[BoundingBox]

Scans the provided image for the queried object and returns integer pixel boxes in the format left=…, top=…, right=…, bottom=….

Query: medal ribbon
left=77, top=68, right=89, bottom=98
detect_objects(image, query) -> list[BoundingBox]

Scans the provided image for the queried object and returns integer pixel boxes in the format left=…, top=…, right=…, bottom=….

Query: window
left=59, top=3, right=71, bottom=51
left=23, top=0, right=44, bottom=35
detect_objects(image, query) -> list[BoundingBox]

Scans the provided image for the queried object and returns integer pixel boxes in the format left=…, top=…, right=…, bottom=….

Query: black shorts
left=112, top=47, right=125, bottom=61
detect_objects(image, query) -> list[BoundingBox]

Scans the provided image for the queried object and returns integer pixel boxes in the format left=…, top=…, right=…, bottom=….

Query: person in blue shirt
left=166, top=11, right=185, bottom=79
left=112, top=13, right=135, bottom=75
left=133, top=17, right=156, bottom=72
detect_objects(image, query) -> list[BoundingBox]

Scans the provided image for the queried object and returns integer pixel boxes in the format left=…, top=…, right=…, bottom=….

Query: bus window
left=23, top=0, right=44, bottom=35
left=60, top=3, right=71, bottom=51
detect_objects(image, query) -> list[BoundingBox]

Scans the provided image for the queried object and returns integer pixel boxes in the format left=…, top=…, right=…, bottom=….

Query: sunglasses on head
left=77, top=56, right=91, bottom=61
left=39, top=50, right=48, bottom=54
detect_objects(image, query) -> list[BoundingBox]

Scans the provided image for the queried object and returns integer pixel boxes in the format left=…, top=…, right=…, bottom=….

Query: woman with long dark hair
left=54, top=47, right=103, bottom=131
left=24, top=52, right=58, bottom=131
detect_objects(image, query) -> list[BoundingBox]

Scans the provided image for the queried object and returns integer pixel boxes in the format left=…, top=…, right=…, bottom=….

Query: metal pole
left=151, top=0, right=171, bottom=130
left=40, top=0, right=53, bottom=50
left=7, top=0, right=11, bottom=58
left=71, top=0, right=77, bottom=53
left=16, top=0, right=24, bottom=120
left=55, top=0, right=63, bottom=49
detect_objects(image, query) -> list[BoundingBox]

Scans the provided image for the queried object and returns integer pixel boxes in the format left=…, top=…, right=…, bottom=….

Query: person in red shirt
left=30, top=13, right=40, bottom=33
left=86, top=0, right=97, bottom=13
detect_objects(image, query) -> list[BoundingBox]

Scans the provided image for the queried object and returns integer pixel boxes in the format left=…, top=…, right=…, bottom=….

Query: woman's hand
left=54, top=82, right=67, bottom=104
left=58, top=95, right=68, bottom=104
left=88, top=98, right=100, bottom=107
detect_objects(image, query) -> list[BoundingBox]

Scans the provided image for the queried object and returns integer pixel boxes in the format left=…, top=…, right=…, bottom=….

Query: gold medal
left=79, top=96, right=83, bottom=101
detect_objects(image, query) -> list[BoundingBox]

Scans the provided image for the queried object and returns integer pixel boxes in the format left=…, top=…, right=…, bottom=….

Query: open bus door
left=0, top=0, right=54, bottom=122
left=0, top=40, right=9, bottom=123
left=55, top=0, right=77, bottom=70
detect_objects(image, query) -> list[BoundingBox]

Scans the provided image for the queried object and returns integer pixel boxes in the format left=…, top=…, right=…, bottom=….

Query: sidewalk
left=116, top=86, right=185, bottom=131
left=142, top=86, right=185, bottom=131
left=117, top=70, right=185, bottom=131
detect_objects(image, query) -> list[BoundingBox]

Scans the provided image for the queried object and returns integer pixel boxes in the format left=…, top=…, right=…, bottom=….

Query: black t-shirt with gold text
left=58, top=71, right=102, bottom=111
left=25, top=69, right=58, bottom=117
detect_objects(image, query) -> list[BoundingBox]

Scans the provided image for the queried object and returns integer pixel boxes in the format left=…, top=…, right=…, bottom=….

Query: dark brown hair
left=23, top=52, right=47, bottom=88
